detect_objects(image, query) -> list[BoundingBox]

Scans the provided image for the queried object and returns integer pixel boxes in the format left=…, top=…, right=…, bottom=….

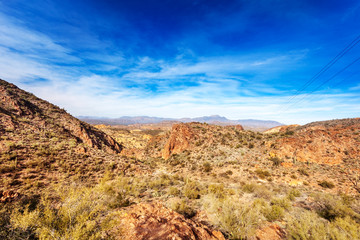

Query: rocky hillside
left=0, top=79, right=122, bottom=153
left=0, top=79, right=125, bottom=194
left=112, top=119, right=360, bottom=195
left=268, top=118, right=360, bottom=165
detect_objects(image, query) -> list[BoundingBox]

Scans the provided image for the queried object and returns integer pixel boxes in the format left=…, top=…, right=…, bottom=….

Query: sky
left=0, top=0, right=360, bottom=124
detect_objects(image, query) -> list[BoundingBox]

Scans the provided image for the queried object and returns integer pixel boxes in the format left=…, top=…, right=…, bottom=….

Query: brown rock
left=162, top=123, right=195, bottom=159
left=268, top=118, right=360, bottom=165
left=256, top=223, right=286, bottom=240
left=119, top=202, right=225, bottom=240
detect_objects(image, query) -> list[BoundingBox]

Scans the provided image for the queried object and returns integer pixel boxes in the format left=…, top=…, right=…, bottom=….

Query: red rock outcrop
left=268, top=119, right=360, bottom=165
left=162, top=123, right=196, bottom=159
left=256, top=223, right=286, bottom=240
left=119, top=202, right=225, bottom=240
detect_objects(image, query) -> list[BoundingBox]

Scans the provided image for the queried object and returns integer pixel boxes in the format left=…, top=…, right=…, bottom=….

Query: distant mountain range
left=78, top=115, right=284, bottom=131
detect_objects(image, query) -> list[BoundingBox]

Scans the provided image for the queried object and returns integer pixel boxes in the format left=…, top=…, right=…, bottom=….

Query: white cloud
left=350, top=83, right=360, bottom=91
left=0, top=13, right=79, bottom=63
left=0, top=11, right=358, bottom=125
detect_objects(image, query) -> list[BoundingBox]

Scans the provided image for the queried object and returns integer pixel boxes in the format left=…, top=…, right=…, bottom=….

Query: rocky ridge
left=0, top=79, right=122, bottom=154
left=269, top=118, right=360, bottom=165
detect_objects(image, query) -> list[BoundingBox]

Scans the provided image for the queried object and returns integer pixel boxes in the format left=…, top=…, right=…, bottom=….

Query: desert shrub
left=183, top=181, right=201, bottom=199
left=219, top=170, right=234, bottom=178
left=242, top=183, right=257, bottom=193
left=287, top=188, right=301, bottom=201
left=242, top=183, right=272, bottom=199
left=205, top=196, right=261, bottom=239
left=329, top=216, right=360, bottom=239
left=263, top=205, right=285, bottom=221
left=290, top=174, right=297, bottom=179
left=271, top=197, right=292, bottom=210
left=298, top=168, right=310, bottom=176
left=167, top=154, right=181, bottom=166
left=10, top=184, right=122, bottom=240
left=254, top=169, right=271, bottom=179
left=287, top=210, right=360, bottom=240
left=1, top=203, right=38, bottom=239
left=167, top=186, right=180, bottom=196
left=312, top=193, right=358, bottom=221
left=148, top=174, right=173, bottom=190
left=318, top=180, right=335, bottom=189
left=284, top=130, right=294, bottom=136
left=203, top=162, right=212, bottom=172
left=208, top=184, right=226, bottom=199
left=287, top=210, right=329, bottom=240
left=168, top=199, right=196, bottom=218
left=269, top=157, right=282, bottom=167
left=253, top=185, right=273, bottom=200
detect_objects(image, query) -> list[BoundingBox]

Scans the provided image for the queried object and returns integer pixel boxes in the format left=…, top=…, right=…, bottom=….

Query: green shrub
left=312, top=193, right=358, bottom=221
left=168, top=186, right=180, bottom=196
left=269, top=157, right=282, bottom=167
left=10, top=184, right=122, bottom=240
left=148, top=174, right=173, bottom=190
left=318, top=180, right=335, bottom=189
left=242, top=183, right=272, bottom=199
left=208, top=184, right=226, bottom=199
left=298, top=168, right=310, bottom=176
left=271, top=197, right=292, bottom=210
left=203, top=162, right=212, bottom=172
left=329, top=216, right=360, bottom=239
left=183, top=181, right=201, bottom=199
left=287, top=210, right=329, bottom=240
left=242, top=183, right=257, bottom=193
left=205, top=196, right=261, bottom=239
left=288, top=189, right=301, bottom=201
left=263, top=205, right=285, bottom=221
left=254, top=169, right=271, bottom=179
left=287, top=210, right=360, bottom=240
left=254, top=185, right=273, bottom=200
left=169, top=199, right=196, bottom=218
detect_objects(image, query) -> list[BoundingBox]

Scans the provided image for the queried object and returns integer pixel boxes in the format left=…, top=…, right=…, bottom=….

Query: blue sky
left=0, top=0, right=359, bottom=124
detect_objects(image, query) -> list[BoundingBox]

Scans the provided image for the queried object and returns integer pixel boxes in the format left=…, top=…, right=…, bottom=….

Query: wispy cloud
left=0, top=3, right=359, bottom=125
left=0, top=13, right=79, bottom=63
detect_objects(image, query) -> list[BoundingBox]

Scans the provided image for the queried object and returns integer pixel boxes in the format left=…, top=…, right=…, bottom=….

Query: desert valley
left=1, top=79, right=360, bottom=239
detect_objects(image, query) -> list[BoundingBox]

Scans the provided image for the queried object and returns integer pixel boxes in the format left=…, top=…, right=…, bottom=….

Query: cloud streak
left=0, top=1, right=359, bottom=125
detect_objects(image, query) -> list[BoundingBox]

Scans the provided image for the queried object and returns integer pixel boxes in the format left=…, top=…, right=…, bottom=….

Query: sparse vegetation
left=318, top=180, right=335, bottom=189
left=1, top=80, right=360, bottom=239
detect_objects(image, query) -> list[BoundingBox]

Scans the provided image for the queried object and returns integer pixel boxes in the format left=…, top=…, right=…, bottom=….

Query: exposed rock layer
left=0, top=79, right=122, bottom=154
left=119, top=202, right=225, bottom=240
left=269, top=118, right=360, bottom=165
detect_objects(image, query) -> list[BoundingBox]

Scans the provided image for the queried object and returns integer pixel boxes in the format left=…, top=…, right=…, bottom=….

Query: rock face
left=119, top=202, right=225, bottom=240
left=162, top=123, right=196, bottom=160
left=0, top=79, right=122, bottom=154
left=160, top=122, right=245, bottom=160
left=255, top=223, right=286, bottom=240
left=269, top=119, right=360, bottom=165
